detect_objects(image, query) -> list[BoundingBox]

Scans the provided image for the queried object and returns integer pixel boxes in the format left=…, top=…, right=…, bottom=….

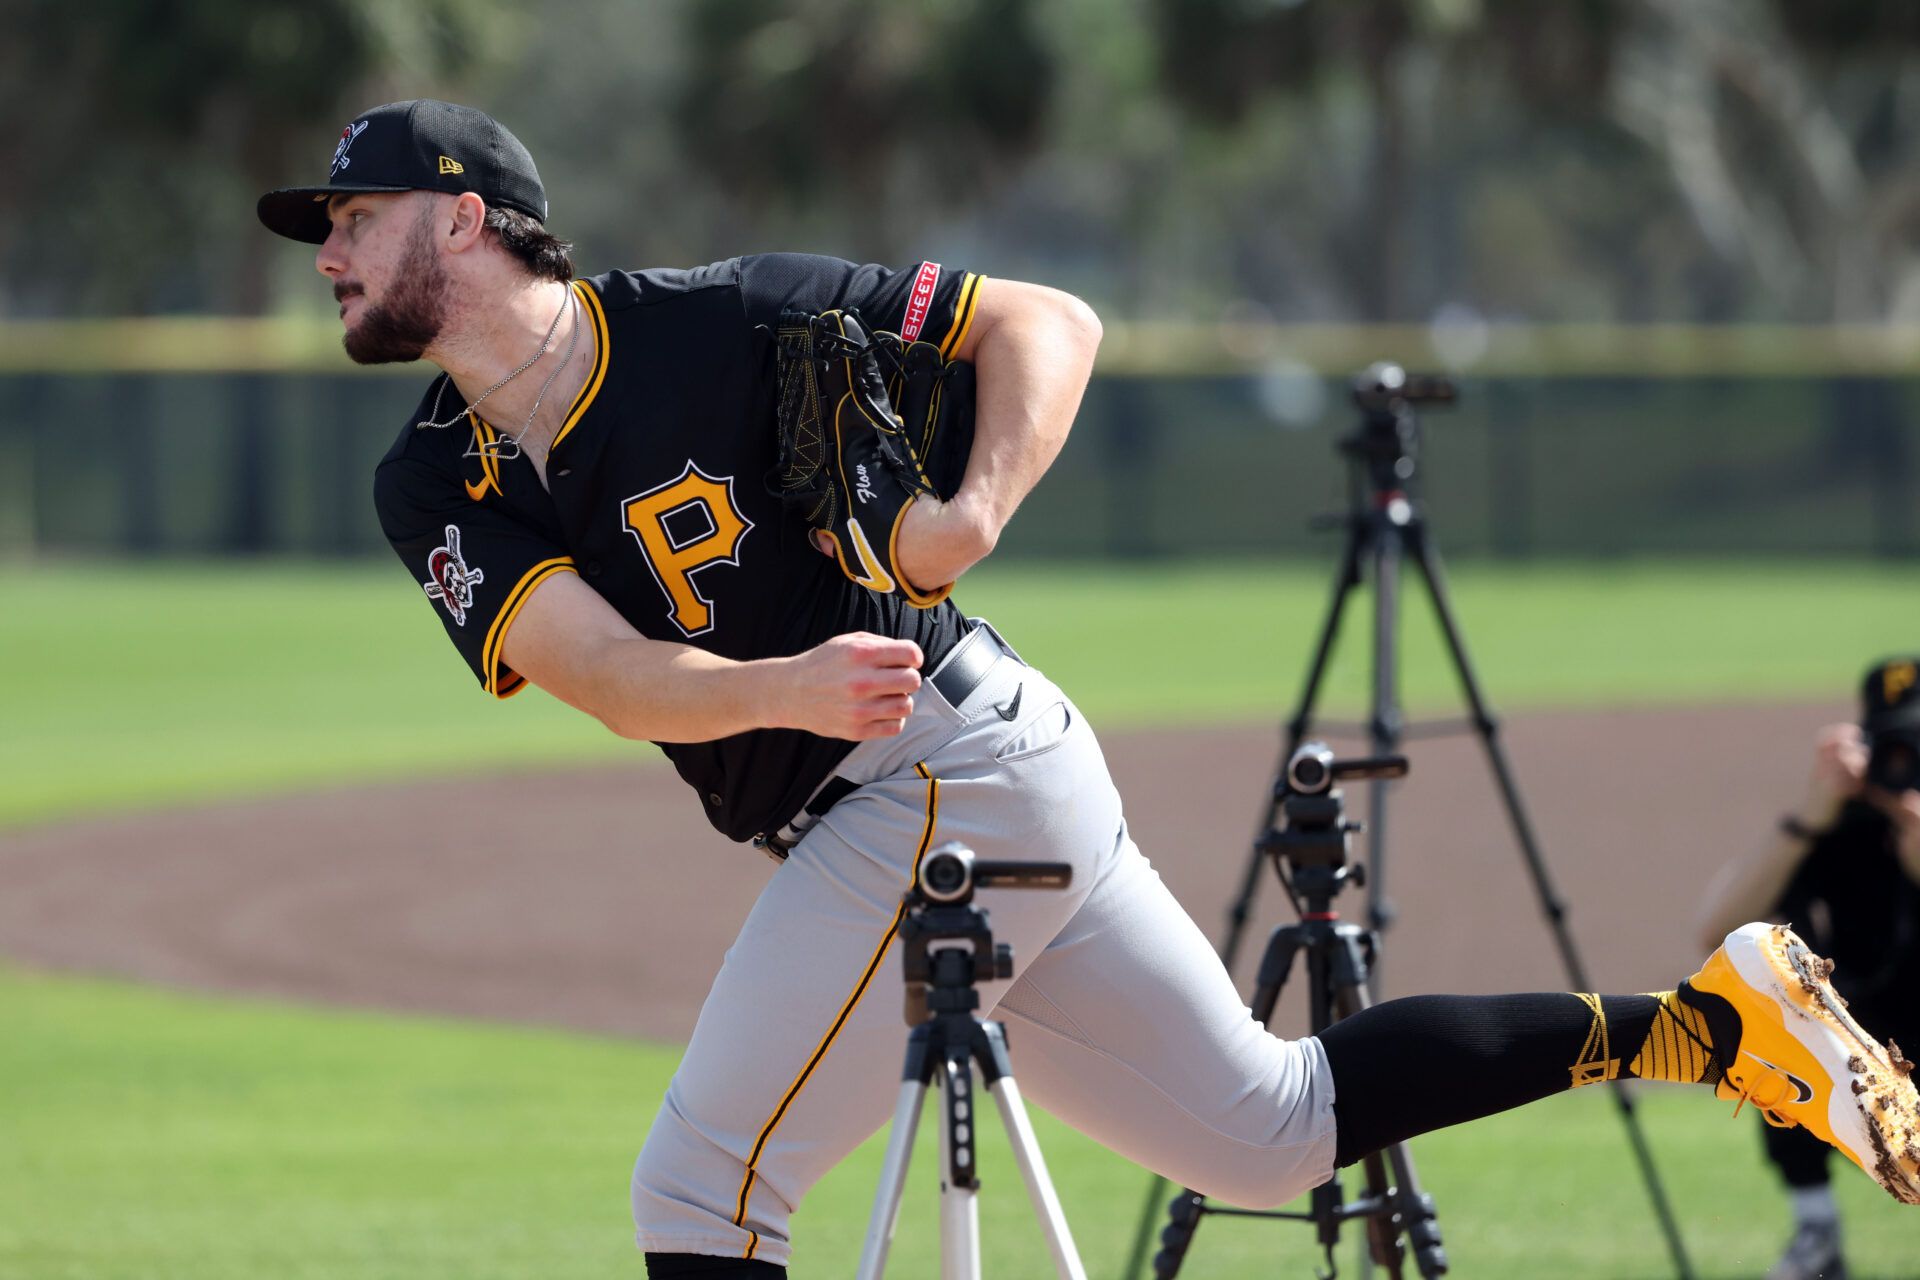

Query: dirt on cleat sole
left=1776, top=928, right=1920, bottom=1205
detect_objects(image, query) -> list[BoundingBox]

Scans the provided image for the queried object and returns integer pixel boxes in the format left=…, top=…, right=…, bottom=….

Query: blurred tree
left=10, top=0, right=1920, bottom=325
left=1615, top=0, right=1920, bottom=320
left=1, top=0, right=512, bottom=315
left=1147, top=0, right=1629, bottom=318
left=671, top=0, right=1055, bottom=260
left=1475, top=0, right=1623, bottom=114
left=1149, top=0, right=1321, bottom=126
left=1772, top=0, right=1920, bottom=55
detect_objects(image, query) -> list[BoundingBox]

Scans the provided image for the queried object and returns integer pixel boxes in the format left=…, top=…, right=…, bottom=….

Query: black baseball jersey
left=1775, top=800, right=1920, bottom=1025
left=373, top=254, right=984, bottom=841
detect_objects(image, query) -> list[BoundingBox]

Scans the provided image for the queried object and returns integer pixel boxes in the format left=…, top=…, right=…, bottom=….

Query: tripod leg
left=858, top=1026, right=941, bottom=1280
left=1328, top=924, right=1449, bottom=1280
left=938, top=1054, right=980, bottom=1280
left=1251, top=923, right=1306, bottom=1032
left=1286, top=514, right=1369, bottom=750
left=975, top=1021, right=1087, bottom=1280
left=1148, top=924, right=1308, bottom=1280
left=856, top=1080, right=933, bottom=1280
left=1223, top=518, right=1367, bottom=976
left=1124, top=537, right=1368, bottom=1280
left=987, top=1077, right=1089, bottom=1279
left=1357, top=1148, right=1407, bottom=1280
left=1122, top=1176, right=1174, bottom=1280
left=1404, top=522, right=1578, bottom=983
left=1405, top=525, right=1696, bottom=1280
left=1376, top=1143, right=1443, bottom=1279
left=1365, top=514, right=1406, bottom=951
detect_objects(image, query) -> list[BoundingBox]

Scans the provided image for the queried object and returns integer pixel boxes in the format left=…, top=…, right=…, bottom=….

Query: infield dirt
left=0, top=702, right=1840, bottom=1041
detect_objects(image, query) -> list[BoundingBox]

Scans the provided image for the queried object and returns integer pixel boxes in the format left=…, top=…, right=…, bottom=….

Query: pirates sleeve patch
left=423, top=524, right=486, bottom=625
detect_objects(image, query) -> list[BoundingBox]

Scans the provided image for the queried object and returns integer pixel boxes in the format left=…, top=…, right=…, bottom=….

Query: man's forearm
left=896, top=288, right=1102, bottom=590
left=951, top=293, right=1101, bottom=540
left=1695, top=831, right=1807, bottom=951
left=503, top=573, right=925, bottom=745
left=563, top=634, right=775, bottom=743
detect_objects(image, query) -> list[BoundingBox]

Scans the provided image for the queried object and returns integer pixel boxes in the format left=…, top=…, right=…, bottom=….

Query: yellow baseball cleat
left=1678, top=923, right=1920, bottom=1205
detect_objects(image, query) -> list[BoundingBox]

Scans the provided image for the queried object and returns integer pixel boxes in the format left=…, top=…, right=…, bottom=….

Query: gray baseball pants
left=631, top=625, right=1338, bottom=1265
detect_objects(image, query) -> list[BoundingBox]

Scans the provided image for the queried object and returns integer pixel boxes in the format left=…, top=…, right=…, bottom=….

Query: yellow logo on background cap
left=1885, top=662, right=1917, bottom=704
left=438, top=155, right=465, bottom=175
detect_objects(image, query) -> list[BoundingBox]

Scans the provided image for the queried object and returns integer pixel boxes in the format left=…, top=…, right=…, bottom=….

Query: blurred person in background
left=1698, top=658, right=1920, bottom=1280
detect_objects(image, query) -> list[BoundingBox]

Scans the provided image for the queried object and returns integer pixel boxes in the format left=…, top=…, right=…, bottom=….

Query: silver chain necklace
left=416, top=287, right=579, bottom=461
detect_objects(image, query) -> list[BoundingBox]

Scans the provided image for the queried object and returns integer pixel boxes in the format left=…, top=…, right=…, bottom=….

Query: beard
left=340, top=213, right=450, bottom=365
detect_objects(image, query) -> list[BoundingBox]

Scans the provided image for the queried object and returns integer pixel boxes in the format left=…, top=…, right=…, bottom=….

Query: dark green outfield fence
left=1, top=323, right=1915, bottom=560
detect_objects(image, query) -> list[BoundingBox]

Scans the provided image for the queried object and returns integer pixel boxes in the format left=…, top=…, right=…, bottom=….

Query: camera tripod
left=857, top=844, right=1087, bottom=1280
left=1125, top=364, right=1694, bottom=1279
left=1154, top=746, right=1446, bottom=1280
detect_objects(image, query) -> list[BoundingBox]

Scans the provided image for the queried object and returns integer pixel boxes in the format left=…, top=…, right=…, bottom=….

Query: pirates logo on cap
left=331, top=119, right=370, bottom=176
left=1885, top=661, right=1917, bottom=706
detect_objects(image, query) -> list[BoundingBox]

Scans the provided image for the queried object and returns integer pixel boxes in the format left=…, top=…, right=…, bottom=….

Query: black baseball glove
left=772, top=308, right=975, bottom=607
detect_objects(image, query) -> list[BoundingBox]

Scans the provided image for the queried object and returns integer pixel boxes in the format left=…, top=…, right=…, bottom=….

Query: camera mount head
left=1340, top=362, right=1458, bottom=505
left=1260, top=743, right=1409, bottom=910
left=1349, top=361, right=1457, bottom=416
left=898, top=844, right=1073, bottom=1027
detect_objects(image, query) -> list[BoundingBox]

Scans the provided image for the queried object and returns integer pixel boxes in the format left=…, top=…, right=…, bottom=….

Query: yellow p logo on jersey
left=1885, top=661, right=1917, bottom=705
left=620, top=463, right=754, bottom=637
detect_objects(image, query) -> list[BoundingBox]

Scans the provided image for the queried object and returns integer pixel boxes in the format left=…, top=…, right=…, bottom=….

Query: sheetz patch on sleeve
left=900, top=261, right=941, bottom=342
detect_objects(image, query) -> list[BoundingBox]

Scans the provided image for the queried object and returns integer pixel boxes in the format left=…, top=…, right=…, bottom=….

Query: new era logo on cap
left=256, top=99, right=548, bottom=245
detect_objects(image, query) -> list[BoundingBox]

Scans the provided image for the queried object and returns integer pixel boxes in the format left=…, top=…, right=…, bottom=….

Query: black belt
left=799, top=775, right=859, bottom=825
left=753, top=625, right=1014, bottom=861
left=926, top=621, right=1009, bottom=708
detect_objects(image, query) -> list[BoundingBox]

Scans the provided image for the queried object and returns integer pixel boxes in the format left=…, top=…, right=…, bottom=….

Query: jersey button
left=586, top=560, right=603, bottom=577
left=708, top=792, right=723, bottom=807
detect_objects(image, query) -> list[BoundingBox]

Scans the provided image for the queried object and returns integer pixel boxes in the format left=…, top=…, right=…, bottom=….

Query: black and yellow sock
left=1320, top=990, right=1732, bottom=1167
left=1588, top=990, right=1725, bottom=1088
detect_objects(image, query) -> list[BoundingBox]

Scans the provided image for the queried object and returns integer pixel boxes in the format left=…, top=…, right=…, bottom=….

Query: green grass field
left=4, top=556, right=1917, bottom=1278
left=5, top=965, right=1915, bottom=1280
left=2, top=556, right=1911, bottom=829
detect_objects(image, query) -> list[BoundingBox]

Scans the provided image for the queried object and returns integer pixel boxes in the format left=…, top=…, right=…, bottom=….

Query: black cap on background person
left=1862, top=658, right=1920, bottom=735
left=1862, top=657, right=1920, bottom=794
left=256, top=99, right=547, bottom=245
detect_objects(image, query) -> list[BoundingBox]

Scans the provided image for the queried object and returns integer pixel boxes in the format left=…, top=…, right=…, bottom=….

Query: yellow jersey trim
left=938, top=273, right=984, bottom=359
left=550, top=280, right=610, bottom=453
left=732, top=763, right=942, bottom=1257
left=482, top=558, right=577, bottom=697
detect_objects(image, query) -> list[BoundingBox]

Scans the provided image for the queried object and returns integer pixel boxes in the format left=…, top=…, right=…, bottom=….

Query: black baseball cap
left=1861, top=657, right=1920, bottom=734
left=257, top=99, right=548, bottom=245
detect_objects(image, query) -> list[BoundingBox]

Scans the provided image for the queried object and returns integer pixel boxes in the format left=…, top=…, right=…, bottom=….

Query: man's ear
left=443, top=191, right=488, bottom=254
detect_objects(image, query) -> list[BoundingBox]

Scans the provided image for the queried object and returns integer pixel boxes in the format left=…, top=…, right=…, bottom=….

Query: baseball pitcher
left=259, top=101, right=1920, bottom=1278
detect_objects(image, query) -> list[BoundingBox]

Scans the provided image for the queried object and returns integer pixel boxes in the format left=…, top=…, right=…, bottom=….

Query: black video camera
left=1260, top=743, right=1409, bottom=875
left=1868, top=727, right=1920, bottom=794
left=1340, top=363, right=1457, bottom=490
left=914, top=845, right=1072, bottom=907
left=1349, top=362, right=1457, bottom=414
